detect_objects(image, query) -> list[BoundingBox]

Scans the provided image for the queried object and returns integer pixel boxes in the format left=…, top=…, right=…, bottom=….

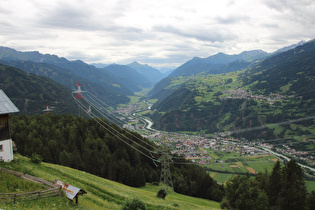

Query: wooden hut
left=0, top=90, right=19, bottom=162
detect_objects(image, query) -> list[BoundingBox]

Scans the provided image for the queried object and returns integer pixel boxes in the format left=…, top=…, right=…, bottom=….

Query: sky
left=1, top=0, right=315, bottom=69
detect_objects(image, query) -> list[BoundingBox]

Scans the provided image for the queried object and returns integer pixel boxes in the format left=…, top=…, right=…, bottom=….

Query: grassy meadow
left=0, top=154, right=220, bottom=209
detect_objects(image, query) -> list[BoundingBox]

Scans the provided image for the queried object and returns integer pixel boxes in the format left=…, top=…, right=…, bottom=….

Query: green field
left=204, top=151, right=277, bottom=174
left=0, top=155, right=220, bottom=209
left=201, top=150, right=315, bottom=192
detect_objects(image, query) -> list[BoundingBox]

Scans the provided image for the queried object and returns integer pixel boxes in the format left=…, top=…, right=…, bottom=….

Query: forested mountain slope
left=148, top=50, right=267, bottom=100
left=0, top=47, right=132, bottom=105
left=242, top=39, right=315, bottom=99
left=10, top=114, right=224, bottom=201
left=104, top=64, right=153, bottom=92
left=0, top=60, right=129, bottom=106
left=149, top=40, right=315, bottom=146
left=0, top=64, right=77, bottom=114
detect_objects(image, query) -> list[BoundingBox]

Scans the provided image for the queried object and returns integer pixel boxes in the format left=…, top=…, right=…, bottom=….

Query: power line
left=84, top=89, right=159, bottom=151
left=72, top=94, right=157, bottom=162
left=227, top=116, right=315, bottom=135
left=260, top=134, right=315, bottom=143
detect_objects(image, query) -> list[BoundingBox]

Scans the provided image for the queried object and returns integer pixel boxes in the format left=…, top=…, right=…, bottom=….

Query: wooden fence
left=0, top=167, right=62, bottom=202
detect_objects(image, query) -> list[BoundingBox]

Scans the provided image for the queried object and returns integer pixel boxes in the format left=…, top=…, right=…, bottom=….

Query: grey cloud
left=262, top=0, right=315, bottom=17
left=153, top=25, right=237, bottom=43
left=215, top=14, right=249, bottom=24
left=38, top=2, right=97, bottom=30
left=261, top=23, right=280, bottom=29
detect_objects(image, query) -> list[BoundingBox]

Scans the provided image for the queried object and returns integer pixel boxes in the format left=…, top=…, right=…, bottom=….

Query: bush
left=121, top=198, right=146, bottom=210
left=30, top=153, right=43, bottom=164
left=151, top=181, right=159, bottom=186
left=156, top=189, right=167, bottom=199
left=173, top=203, right=179, bottom=207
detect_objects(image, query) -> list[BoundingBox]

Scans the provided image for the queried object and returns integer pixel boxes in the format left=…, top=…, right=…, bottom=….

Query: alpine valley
left=1, top=39, right=315, bottom=209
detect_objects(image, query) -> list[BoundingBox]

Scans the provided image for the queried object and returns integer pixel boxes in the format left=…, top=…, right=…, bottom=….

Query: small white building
left=0, top=90, right=19, bottom=162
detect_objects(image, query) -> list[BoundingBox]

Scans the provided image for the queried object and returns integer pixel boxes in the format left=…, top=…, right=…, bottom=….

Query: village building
left=0, top=90, right=19, bottom=162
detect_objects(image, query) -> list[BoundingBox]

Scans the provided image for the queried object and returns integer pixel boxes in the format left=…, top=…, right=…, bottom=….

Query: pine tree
left=268, top=161, right=282, bottom=207
left=279, top=159, right=307, bottom=210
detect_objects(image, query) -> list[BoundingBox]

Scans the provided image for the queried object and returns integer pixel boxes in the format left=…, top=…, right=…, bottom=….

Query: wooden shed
left=0, top=89, right=19, bottom=162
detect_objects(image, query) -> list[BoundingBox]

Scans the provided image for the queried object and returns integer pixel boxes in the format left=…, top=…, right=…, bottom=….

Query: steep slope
left=0, top=47, right=132, bottom=102
left=0, top=64, right=77, bottom=114
left=0, top=60, right=128, bottom=106
left=10, top=114, right=224, bottom=202
left=242, top=39, right=315, bottom=99
left=1, top=154, right=221, bottom=209
left=149, top=40, right=315, bottom=143
left=148, top=50, right=267, bottom=100
left=104, top=64, right=153, bottom=92
left=127, top=61, right=165, bottom=84
left=168, top=50, right=268, bottom=78
left=272, top=40, right=306, bottom=55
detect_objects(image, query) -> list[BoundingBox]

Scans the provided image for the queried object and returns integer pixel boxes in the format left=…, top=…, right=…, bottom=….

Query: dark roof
left=0, top=90, right=19, bottom=114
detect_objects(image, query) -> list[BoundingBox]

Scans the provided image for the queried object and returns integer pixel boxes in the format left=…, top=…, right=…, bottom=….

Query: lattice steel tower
left=157, top=146, right=173, bottom=192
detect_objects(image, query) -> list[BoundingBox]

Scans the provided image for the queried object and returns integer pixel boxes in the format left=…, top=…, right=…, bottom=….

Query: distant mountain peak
left=298, top=40, right=306, bottom=46
left=127, top=61, right=164, bottom=84
left=130, top=61, right=140, bottom=65
left=128, top=61, right=149, bottom=67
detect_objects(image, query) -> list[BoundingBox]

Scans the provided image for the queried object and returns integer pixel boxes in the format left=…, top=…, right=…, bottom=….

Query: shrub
left=151, top=181, right=159, bottom=186
left=156, top=189, right=167, bottom=199
left=30, top=153, right=43, bottom=164
left=121, top=198, right=146, bottom=210
left=173, top=203, right=179, bottom=207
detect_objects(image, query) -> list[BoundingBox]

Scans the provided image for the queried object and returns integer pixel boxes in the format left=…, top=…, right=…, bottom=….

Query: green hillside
left=148, top=40, right=315, bottom=146
left=0, top=60, right=130, bottom=106
left=0, top=64, right=78, bottom=115
left=0, top=46, right=132, bottom=105
left=148, top=50, right=267, bottom=100
left=0, top=155, right=221, bottom=209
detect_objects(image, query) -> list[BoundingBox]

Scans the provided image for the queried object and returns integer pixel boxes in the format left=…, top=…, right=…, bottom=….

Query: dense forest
left=0, top=64, right=78, bottom=115
left=10, top=114, right=224, bottom=201
left=221, top=159, right=315, bottom=210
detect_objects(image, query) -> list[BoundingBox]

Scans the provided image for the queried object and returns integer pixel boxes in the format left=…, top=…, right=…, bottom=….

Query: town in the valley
left=113, top=99, right=315, bottom=170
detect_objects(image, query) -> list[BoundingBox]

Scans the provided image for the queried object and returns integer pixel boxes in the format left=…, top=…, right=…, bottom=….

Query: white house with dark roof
left=0, top=89, right=19, bottom=162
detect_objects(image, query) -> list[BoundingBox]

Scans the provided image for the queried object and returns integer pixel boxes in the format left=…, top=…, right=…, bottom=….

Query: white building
left=0, top=90, right=19, bottom=162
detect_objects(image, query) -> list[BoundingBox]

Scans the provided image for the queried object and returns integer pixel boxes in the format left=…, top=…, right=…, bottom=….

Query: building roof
left=0, top=90, right=19, bottom=114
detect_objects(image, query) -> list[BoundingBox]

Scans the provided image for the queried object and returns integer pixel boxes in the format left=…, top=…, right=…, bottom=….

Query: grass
left=202, top=150, right=315, bottom=192
left=305, top=181, right=315, bottom=193
left=0, top=172, right=45, bottom=193
left=0, top=154, right=221, bottom=209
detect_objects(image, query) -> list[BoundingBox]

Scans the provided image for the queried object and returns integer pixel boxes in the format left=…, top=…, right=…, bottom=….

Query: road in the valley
left=142, top=117, right=315, bottom=172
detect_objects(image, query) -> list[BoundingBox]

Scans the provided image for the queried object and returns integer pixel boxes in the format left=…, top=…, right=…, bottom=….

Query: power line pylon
left=157, top=146, right=173, bottom=192
left=73, top=81, right=86, bottom=116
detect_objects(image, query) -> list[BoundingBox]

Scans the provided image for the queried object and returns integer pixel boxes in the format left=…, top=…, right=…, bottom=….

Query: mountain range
left=148, top=41, right=307, bottom=100
left=0, top=39, right=312, bottom=122
left=148, top=39, right=315, bottom=145
left=0, top=47, right=165, bottom=106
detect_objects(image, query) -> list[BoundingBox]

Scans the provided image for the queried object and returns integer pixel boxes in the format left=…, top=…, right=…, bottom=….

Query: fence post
left=14, top=194, right=17, bottom=202
left=38, top=191, right=41, bottom=198
left=59, top=186, right=62, bottom=197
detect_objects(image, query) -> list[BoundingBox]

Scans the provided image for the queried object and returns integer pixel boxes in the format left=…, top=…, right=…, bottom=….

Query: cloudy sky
left=1, top=0, right=314, bottom=68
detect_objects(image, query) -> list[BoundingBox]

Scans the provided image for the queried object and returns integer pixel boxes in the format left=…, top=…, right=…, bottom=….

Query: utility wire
left=73, top=94, right=158, bottom=162
left=83, top=89, right=159, bottom=151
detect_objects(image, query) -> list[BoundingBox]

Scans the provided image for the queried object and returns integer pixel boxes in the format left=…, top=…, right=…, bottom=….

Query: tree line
left=221, top=159, right=315, bottom=210
left=10, top=114, right=224, bottom=201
